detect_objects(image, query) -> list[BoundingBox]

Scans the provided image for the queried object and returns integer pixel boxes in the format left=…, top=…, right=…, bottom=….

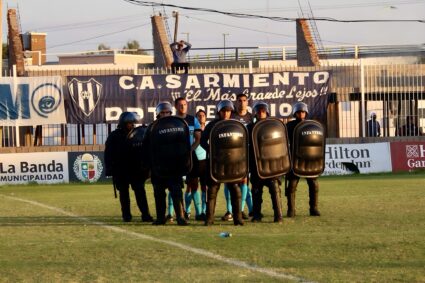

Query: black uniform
left=200, top=118, right=244, bottom=226
left=141, top=122, right=188, bottom=226
left=285, top=118, right=320, bottom=217
left=105, top=126, right=152, bottom=222
left=247, top=121, right=283, bottom=223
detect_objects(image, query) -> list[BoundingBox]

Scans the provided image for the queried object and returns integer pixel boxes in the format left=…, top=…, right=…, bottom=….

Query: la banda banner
left=0, top=151, right=105, bottom=185
left=0, top=141, right=423, bottom=185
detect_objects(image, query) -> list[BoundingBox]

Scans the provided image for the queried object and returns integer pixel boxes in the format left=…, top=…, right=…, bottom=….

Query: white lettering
left=272, top=72, right=289, bottom=85
left=218, top=132, right=244, bottom=138
left=204, top=74, right=220, bottom=88
left=313, top=71, right=330, bottom=84
left=185, top=75, right=201, bottom=89
left=166, top=75, right=182, bottom=89
left=119, top=76, right=135, bottom=90
left=127, top=107, right=144, bottom=119
left=292, top=72, right=309, bottom=85
left=223, top=74, right=240, bottom=88
left=419, top=145, right=425, bottom=158
left=253, top=74, right=269, bottom=87
left=407, top=158, right=425, bottom=168
left=139, top=76, right=155, bottom=90
left=105, top=107, right=122, bottom=122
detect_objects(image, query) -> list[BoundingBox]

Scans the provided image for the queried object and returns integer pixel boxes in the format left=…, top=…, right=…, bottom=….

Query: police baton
left=108, top=176, right=117, bottom=198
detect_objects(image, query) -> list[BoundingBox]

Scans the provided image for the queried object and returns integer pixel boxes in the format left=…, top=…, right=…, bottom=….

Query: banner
left=390, top=141, right=425, bottom=172
left=0, top=152, right=69, bottom=185
left=0, top=76, right=66, bottom=126
left=323, top=143, right=392, bottom=175
left=65, top=71, right=331, bottom=124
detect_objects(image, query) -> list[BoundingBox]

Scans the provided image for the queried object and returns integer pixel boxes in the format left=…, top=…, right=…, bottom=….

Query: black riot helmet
left=118, top=112, right=139, bottom=128
left=216, top=99, right=234, bottom=113
left=155, top=101, right=173, bottom=118
left=292, top=102, right=309, bottom=117
left=252, top=101, right=269, bottom=116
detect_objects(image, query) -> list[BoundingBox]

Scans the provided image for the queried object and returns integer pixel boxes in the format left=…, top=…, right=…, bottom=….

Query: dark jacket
left=104, top=128, right=133, bottom=178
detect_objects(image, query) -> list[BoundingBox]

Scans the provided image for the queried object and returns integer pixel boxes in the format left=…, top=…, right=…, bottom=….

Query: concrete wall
left=58, top=54, right=153, bottom=65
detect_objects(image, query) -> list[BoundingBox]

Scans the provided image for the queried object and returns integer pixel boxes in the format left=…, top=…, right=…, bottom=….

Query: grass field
left=0, top=173, right=424, bottom=282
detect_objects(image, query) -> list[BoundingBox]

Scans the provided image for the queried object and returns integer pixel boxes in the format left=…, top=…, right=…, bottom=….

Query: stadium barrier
left=1, top=140, right=423, bottom=185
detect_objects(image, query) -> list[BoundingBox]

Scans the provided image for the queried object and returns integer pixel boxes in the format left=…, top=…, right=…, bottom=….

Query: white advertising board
left=324, top=142, right=392, bottom=175
left=0, top=152, right=69, bottom=185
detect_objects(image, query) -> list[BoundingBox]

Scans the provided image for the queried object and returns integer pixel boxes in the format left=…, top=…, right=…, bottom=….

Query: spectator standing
left=170, top=40, right=191, bottom=74
left=366, top=112, right=381, bottom=137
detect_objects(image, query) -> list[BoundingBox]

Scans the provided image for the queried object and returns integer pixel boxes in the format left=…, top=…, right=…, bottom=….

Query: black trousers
left=115, top=176, right=151, bottom=220
left=152, top=177, right=184, bottom=222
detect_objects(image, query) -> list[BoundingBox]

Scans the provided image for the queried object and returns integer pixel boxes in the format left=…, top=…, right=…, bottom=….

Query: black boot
left=205, top=185, right=218, bottom=226
left=308, top=180, right=321, bottom=216
left=173, top=197, right=188, bottom=226
left=287, top=192, right=296, bottom=217
left=119, top=188, right=132, bottom=222
left=134, top=187, right=153, bottom=222
left=229, top=184, right=244, bottom=226
left=152, top=188, right=166, bottom=225
left=251, top=185, right=263, bottom=222
left=285, top=174, right=298, bottom=218
left=270, top=180, right=283, bottom=223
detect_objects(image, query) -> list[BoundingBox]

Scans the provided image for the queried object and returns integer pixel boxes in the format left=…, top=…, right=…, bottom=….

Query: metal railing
left=34, top=44, right=425, bottom=65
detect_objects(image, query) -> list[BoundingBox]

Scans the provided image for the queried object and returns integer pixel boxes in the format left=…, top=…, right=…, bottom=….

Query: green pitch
left=1, top=173, right=424, bottom=282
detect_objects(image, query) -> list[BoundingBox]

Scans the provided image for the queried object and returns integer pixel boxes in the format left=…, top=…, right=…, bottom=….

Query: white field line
left=2, top=194, right=315, bottom=283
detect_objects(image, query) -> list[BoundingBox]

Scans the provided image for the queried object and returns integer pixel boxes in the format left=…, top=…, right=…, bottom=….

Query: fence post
left=12, top=65, right=21, bottom=147
left=360, top=59, right=366, bottom=137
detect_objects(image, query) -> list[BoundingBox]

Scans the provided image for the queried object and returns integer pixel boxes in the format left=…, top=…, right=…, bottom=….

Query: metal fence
left=1, top=62, right=424, bottom=148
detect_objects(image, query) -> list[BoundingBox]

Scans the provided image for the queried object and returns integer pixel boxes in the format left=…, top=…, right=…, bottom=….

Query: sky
left=2, top=0, right=424, bottom=59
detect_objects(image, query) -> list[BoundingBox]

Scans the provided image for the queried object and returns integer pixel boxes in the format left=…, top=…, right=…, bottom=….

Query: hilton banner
left=65, top=71, right=332, bottom=124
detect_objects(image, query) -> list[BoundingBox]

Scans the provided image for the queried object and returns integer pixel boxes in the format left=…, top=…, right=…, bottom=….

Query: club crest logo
left=68, top=78, right=102, bottom=116
left=73, top=153, right=103, bottom=182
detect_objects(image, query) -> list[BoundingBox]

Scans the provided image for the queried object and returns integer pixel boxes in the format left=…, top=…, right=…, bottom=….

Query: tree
left=122, top=40, right=148, bottom=55
left=97, top=43, right=111, bottom=51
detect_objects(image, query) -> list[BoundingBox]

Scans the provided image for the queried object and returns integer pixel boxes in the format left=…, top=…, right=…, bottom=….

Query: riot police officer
left=141, top=101, right=190, bottom=226
left=200, top=100, right=246, bottom=226
left=105, top=112, right=153, bottom=222
left=248, top=101, right=285, bottom=223
left=285, top=102, right=321, bottom=217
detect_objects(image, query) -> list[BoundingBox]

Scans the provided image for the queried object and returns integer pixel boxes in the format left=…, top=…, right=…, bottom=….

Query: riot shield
left=209, top=120, right=248, bottom=183
left=149, top=116, right=192, bottom=178
left=252, top=118, right=291, bottom=179
left=128, top=125, right=147, bottom=148
left=291, top=120, right=325, bottom=178
left=127, top=125, right=149, bottom=176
